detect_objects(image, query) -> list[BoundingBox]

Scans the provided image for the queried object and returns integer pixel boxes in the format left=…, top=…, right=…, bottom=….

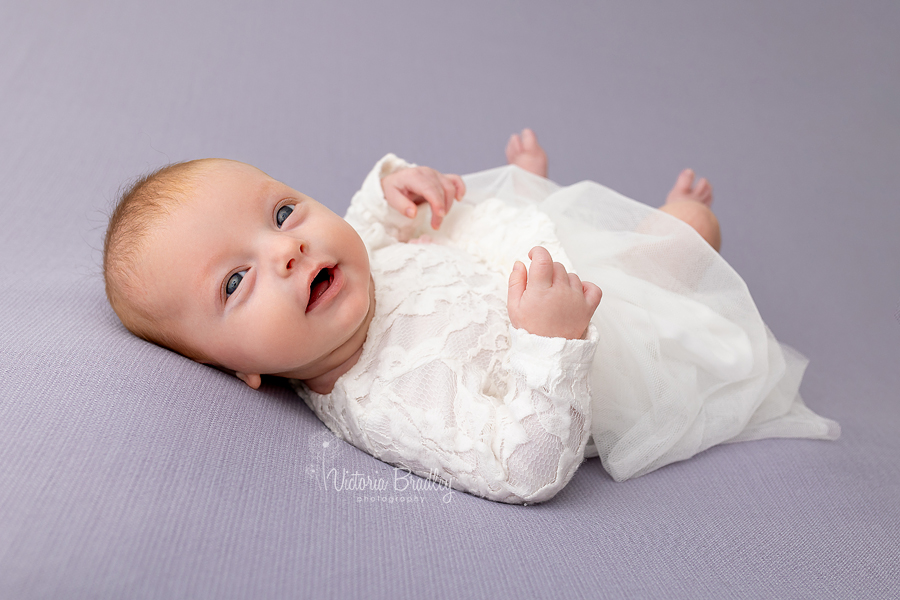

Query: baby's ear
left=235, top=372, right=262, bottom=389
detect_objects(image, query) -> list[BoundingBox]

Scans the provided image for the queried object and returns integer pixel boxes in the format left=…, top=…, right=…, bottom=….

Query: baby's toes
left=695, top=178, right=713, bottom=205
left=507, top=129, right=548, bottom=176
left=521, top=128, right=538, bottom=151
left=674, top=168, right=695, bottom=193
left=506, top=134, right=522, bottom=162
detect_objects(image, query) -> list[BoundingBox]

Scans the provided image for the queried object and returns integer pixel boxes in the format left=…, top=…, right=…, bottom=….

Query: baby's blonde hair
left=103, top=159, right=213, bottom=361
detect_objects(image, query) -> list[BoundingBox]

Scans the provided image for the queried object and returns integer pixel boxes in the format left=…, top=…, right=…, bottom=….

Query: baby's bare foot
left=666, top=168, right=713, bottom=206
left=506, top=128, right=548, bottom=177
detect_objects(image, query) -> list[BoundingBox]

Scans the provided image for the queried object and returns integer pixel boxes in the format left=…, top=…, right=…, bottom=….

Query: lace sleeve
left=344, top=153, right=430, bottom=249
left=488, top=325, right=599, bottom=503
left=303, top=319, right=599, bottom=505
left=374, top=324, right=596, bottom=504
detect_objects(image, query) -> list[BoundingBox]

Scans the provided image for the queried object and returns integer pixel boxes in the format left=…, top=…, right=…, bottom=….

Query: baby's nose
left=274, top=240, right=305, bottom=275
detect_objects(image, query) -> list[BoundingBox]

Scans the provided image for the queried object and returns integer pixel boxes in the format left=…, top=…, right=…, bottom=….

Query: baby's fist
left=507, top=247, right=602, bottom=340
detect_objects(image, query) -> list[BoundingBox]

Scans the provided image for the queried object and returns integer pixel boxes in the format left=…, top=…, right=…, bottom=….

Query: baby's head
left=104, top=159, right=375, bottom=388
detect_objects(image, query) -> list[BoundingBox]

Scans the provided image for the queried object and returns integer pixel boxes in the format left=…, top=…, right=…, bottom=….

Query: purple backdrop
left=1, top=2, right=898, bottom=598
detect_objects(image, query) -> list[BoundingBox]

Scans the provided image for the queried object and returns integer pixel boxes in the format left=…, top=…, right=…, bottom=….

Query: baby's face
left=139, top=160, right=373, bottom=383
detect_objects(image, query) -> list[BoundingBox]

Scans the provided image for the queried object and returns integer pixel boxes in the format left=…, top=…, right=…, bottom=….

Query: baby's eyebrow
left=256, top=178, right=284, bottom=203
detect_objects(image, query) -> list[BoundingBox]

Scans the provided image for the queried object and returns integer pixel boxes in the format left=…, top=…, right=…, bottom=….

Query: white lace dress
left=292, top=155, right=839, bottom=504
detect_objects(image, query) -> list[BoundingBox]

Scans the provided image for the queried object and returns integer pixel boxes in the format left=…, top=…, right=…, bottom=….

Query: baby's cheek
left=234, top=315, right=293, bottom=371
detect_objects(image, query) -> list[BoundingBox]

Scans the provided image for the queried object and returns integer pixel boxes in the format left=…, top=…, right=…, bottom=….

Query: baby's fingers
left=434, top=173, right=464, bottom=223
left=508, top=261, right=527, bottom=305
left=416, top=181, right=449, bottom=229
left=569, top=272, right=602, bottom=314
left=383, top=186, right=419, bottom=218
left=439, top=177, right=457, bottom=216
left=553, top=261, right=569, bottom=286
left=582, top=281, right=603, bottom=313
left=447, top=174, right=466, bottom=201
left=526, top=247, right=554, bottom=288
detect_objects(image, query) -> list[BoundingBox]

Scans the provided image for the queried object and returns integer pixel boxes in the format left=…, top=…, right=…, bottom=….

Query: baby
left=104, top=130, right=838, bottom=504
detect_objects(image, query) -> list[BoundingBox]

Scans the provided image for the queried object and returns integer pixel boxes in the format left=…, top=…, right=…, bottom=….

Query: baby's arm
left=332, top=323, right=600, bottom=504
left=508, top=246, right=603, bottom=340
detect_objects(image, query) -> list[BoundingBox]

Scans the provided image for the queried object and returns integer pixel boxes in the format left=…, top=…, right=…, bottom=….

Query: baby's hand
left=381, top=166, right=466, bottom=230
left=507, top=247, right=602, bottom=340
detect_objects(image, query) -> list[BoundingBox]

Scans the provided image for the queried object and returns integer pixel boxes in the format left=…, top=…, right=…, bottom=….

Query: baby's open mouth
left=306, top=267, right=334, bottom=312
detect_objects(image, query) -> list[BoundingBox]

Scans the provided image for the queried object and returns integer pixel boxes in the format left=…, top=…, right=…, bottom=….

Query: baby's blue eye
left=276, top=204, right=294, bottom=227
left=226, top=270, right=246, bottom=297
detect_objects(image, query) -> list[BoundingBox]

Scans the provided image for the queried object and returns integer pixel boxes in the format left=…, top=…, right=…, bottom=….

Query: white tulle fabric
left=292, top=155, right=839, bottom=504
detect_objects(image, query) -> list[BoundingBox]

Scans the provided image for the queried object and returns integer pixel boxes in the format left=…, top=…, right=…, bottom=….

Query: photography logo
left=306, top=430, right=454, bottom=504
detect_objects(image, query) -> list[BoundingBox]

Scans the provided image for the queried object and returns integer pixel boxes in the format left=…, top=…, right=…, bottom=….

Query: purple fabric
left=1, top=1, right=898, bottom=598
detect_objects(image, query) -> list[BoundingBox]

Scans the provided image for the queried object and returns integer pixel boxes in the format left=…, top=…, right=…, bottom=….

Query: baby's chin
left=279, top=274, right=376, bottom=384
